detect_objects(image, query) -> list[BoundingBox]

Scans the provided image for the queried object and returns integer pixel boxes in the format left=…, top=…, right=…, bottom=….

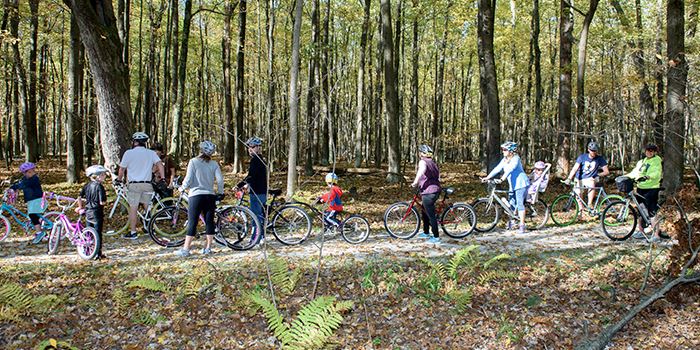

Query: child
left=527, top=161, right=550, bottom=204
left=10, top=162, right=46, bottom=244
left=76, top=165, right=109, bottom=260
left=319, top=173, right=343, bottom=228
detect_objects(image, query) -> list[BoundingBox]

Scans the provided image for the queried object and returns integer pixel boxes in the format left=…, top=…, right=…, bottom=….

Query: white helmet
left=132, top=132, right=149, bottom=141
left=325, top=172, right=338, bottom=184
left=199, top=140, right=216, bottom=156
left=86, top=165, right=109, bottom=177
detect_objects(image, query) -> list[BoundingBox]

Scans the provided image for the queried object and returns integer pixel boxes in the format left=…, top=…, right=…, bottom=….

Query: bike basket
left=615, top=176, right=634, bottom=193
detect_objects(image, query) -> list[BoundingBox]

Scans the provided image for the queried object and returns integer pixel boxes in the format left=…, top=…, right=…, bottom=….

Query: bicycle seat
left=269, top=189, right=282, bottom=197
left=442, top=187, right=455, bottom=195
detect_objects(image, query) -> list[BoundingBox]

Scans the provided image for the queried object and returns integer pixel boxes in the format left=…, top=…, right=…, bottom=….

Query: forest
left=0, top=0, right=699, bottom=349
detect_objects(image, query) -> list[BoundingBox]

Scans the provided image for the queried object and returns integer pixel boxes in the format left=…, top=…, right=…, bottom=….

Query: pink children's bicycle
left=45, top=192, right=100, bottom=260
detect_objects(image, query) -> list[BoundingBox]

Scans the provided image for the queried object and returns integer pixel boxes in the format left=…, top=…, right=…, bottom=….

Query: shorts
left=26, top=198, right=46, bottom=214
left=575, top=178, right=597, bottom=190
left=127, top=183, right=154, bottom=207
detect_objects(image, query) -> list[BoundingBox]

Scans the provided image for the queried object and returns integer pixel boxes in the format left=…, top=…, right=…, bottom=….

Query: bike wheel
left=105, top=199, right=130, bottom=236
left=39, top=211, right=61, bottom=232
left=148, top=205, right=188, bottom=247
left=383, top=202, right=420, bottom=239
left=595, top=194, right=623, bottom=216
left=471, top=198, right=500, bottom=232
left=76, top=226, right=100, bottom=260
left=550, top=194, right=580, bottom=227
left=525, top=199, right=549, bottom=230
left=47, top=221, right=63, bottom=255
left=341, top=215, right=370, bottom=244
left=154, top=196, right=187, bottom=212
left=271, top=205, right=311, bottom=245
left=217, top=206, right=262, bottom=251
left=441, top=203, right=477, bottom=238
left=0, top=215, right=10, bottom=242
left=601, top=201, right=637, bottom=240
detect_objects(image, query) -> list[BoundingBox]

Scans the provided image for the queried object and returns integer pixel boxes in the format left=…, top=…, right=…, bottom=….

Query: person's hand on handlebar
left=562, top=178, right=572, bottom=186
left=215, top=193, right=225, bottom=202
left=637, top=176, right=649, bottom=182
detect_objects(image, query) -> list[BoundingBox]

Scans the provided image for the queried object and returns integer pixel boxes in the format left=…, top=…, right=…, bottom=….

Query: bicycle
left=45, top=193, right=100, bottom=260
left=232, top=188, right=312, bottom=246
left=383, top=187, right=477, bottom=239
left=105, top=176, right=184, bottom=236
left=471, top=179, right=549, bottom=232
left=0, top=188, right=61, bottom=242
left=301, top=200, right=370, bottom=244
left=600, top=176, right=680, bottom=241
left=147, top=190, right=262, bottom=251
left=549, top=178, right=623, bottom=226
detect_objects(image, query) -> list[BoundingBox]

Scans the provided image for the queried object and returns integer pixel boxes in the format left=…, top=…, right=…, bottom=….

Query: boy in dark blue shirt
left=76, top=165, right=109, bottom=260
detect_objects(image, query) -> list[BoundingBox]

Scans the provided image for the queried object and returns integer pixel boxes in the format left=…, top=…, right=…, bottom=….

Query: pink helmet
left=19, top=162, right=36, bottom=173
left=534, top=161, right=546, bottom=169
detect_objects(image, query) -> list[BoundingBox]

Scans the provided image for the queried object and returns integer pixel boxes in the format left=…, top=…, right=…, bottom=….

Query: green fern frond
left=249, top=291, right=292, bottom=345
left=36, top=339, right=81, bottom=350
left=131, top=309, right=166, bottom=326
left=32, top=294, right=61, bottom=313
left=447, top=245, right=481, bottom=279
left=126, top=277, right=169, bottom=293
left=333, top=300, right=355, bottom=313
left=0, top=283, right=33, bottom=312
left=477, top=270, right=519, bottom=284
left=112, top=289, right=131, bottom=311
left=420, top=258, right=447, bottom=281
left=269, top=256, right=300, bottom=295
left=179, top=265, right=214, bottom=298
left=286, top=296, right=352, bottom=350
left=0, top=305, right=20, bottom=322
left=446, top=288, right=473, bottom=313
left=483, top=253, right=511, bottom=269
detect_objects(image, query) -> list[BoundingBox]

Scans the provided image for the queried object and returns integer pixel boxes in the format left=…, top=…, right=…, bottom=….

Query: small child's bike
left=306, top=200, right=370, bottom=244
left=45, top=193, right=101, bottom=260
left=0, top=187, right=60, bottom=242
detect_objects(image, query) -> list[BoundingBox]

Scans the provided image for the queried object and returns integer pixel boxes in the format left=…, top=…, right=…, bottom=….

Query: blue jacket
left=10, top=175, right=43, bottom=202
left=487, top=155, right=530, bottom=191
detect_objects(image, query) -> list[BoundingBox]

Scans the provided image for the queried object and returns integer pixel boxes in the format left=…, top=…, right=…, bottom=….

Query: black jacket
left=237, top=155, right=267, bottom=195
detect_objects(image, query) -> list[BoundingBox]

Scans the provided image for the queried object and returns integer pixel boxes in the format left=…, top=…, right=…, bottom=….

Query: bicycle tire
left=271, top=205, right=312, bottom=245
left=550, top=194, right=580, bottom=227
left=105, top=198, right=130, bottom=236
left=341, top=215, right=370, bottom=244
left=39, top=211, right=62, bottom=232
left=600, top=200, right=637, bottom=240
left=525, top=199, right=550, bottom=230
left=217, top=205, right=262, bottom=251
left=441, top=203, right=477, bottom=238
left=148, top=205, right=189, bottom=247
left=0, top=215, right=10, bottom=242
left=76, top=226, right=100, bottom=260
left=383, top=202, right=420, bottom=239
left=595, top=194, right=623, bottom=215
left=155, top=196, right=188, bottom=212
left=471, top=198, right=500, bottom=233
left=47, top=220, right=63, bottom=254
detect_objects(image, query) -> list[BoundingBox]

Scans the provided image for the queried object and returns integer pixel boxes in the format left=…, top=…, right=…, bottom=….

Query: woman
left=410, top=144, right=442, bottom=243
left=175, top=141, right=225, bottom=257
left=626, top=143, right=663, bottom=241
left=481, top=141, right=530, bottom=234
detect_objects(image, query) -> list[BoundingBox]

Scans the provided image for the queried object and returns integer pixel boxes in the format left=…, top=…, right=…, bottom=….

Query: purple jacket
left=418, top=157, right=441, bottom=195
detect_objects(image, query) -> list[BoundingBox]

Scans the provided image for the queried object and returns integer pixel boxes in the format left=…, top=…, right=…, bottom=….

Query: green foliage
left=483, top=253, right=511, bottom=269
left=268, top=255, right=302, bottom=295
left=0, top=282, right=62, bottom=322
left=445, top=287, right=473, bottom=313
left=112, top=289, right=131, bottom=311
left=420, top=258, right=447, bottom=281
left=35, top=338, right=80, bottom=350
left=126, top=276, right=169, bottom=293
left=0, top=283, right=33, bottom=311
left=131, top=309, right=166, bottom=326
left=447, top=245, right=481, bottom=279
left=477, top=270, right=519, bottom=284
left=179, top=264, right=213, bottom=298
left=249, top=292, right=354, bottom=350
left=526, top=294, right=542, bottom=308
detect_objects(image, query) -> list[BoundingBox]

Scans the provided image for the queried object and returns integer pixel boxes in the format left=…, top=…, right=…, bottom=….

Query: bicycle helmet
left=500, top=141, right=518, bottom=152
left=587, top=141, right=599, bottom=152
left=86, top=165, right=109, bottom=177
left=644, top=143, right=658, bottom=152
left=534, top=161, right=546, bottom=170
left=19, top=162, right=36, bottom=173
left=245, top=137, right=263, bottom=147
left=325, top=172, right=338, bottom=184
left=132, top=132, right=149, bottom=141
left=199, top=140, right=216, bottom=156
left=418, top=144, right=433, bottom=156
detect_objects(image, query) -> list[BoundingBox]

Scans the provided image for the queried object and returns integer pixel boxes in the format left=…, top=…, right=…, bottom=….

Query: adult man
left=564, top=141, right=610, bottom=210
left=117, top=132, right=165, bottom=239
left=236, top=137, right=267, bottom=228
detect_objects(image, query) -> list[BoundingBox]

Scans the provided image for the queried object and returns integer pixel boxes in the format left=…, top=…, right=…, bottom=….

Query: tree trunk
left=8, top=0, right=34, bottom=162
left=304, top=0, right=320, bottom=176
left=66, top=13, right=84, bottom=183
left=409, top=0, right=419, bottom=163
left=477, top=0, right=501, bottom=171
left=380, top=0, right=401, bottom=183
left=556, top=0, right=574, bottom=177
left=353, top=0, right=371, bottom=167
left=663, top=0, right=687, bottom=194
left=223, top=2, right=235, bottom=164
left=26, top=0, right=40, bottom=161
left=575, top=0, right=599, bottom=141
left=654, top=0, right=664, bottom=148
left=319, top=0, right=332, bottom=166
left=432, top=5, right=449, bottom=151
left=286, top=0, right=304, bottom=197
left=168, top=0, right=192, bottom=159
left=265, top=0, right=276, bottom=168
left=234, top=0, right=247, bottom=172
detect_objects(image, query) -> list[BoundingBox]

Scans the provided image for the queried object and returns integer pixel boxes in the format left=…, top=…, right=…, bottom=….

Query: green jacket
left=626, top=155, right=662, bottom=189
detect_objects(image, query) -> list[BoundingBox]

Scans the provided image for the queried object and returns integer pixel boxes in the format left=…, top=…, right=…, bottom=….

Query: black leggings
left=187, top=194, right=216, bottom=237
left=637, top=188, right=660, bottom=216
left=28, top=214, right=41, bottom=226
left=86, top=209, right=104, bottom=255
left=421, top=192, right=440, bottom=238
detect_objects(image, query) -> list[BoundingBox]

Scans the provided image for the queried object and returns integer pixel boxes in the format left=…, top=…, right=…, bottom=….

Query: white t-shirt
left=119, top=147, right=162, bottom=182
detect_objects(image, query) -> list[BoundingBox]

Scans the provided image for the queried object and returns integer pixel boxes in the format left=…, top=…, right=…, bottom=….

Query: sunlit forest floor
left=1, top=158, right=698, bottom=349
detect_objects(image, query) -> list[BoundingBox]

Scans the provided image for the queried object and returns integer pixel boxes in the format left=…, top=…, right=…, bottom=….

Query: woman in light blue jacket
left=481, top=141, right=530, bottom=233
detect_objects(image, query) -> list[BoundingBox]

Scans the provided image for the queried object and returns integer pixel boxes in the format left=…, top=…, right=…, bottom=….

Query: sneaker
left=122, top=231, right=139, bottom=240
left=94, top=254, right=108, bottom=260
left=31, top=231, right=46, bottom=244
left=659, top=231, right=671, bottom=239
left=427, top=237, right=442, bottom=244
left=174, top=249, right=191, bottom=257
left=202, top=248, right=212, bottom=255
left=632, top=231, right=646, bottom=240
left=517, top=224, right=526, bottom=234
left=417, top=232, right=431, bottom=239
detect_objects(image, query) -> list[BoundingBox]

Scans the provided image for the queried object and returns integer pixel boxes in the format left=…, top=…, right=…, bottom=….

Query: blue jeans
left=249, top=193, right=267, bottom=231
left=509, top=187, right=527, bottom=212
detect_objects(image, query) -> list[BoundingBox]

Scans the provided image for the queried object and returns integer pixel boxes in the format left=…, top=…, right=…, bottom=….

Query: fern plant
left=131, top=309, right=166, bottom=326
left=179, top=264, right=213, bottom=298
left=447, top=245, right=481, bottom=279
left=477, top=270, right=519, bottom=284
left=112, top=289, right=131, bottom=312
left=0, top=282, right=62, bottom=321
left=0, top=283, right=33, bottom=311
left=483, top=253, right=511, bottom=268
left=445, top=287, right=473, bottom=313
left=126, top=276, right=169, bottom=293
left=268, top=255, right=302, bottom=295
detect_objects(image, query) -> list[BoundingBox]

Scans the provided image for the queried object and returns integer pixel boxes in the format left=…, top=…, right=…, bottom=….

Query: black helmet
left=644, top=143, right=658, bottom=152
left=587, top=141, right=599, bottom=152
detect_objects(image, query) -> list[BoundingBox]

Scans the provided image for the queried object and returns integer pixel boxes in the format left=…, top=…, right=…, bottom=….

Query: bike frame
left=0, top=203, right=53, bottom=231
left=482, top=182, right=519, bottom=218
left=403, top=192, right=449, bottom=223
left=54, top=213, right=91, bottom=246
left=566, top=184, right=609, bottom=212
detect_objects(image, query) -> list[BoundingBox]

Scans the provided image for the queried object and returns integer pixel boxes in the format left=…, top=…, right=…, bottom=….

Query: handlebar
left=43, top=192, right=77, bottom=212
